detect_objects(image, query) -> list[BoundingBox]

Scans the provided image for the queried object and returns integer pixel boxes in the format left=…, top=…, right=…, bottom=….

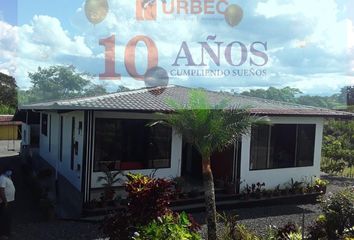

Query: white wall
left=240, top=116, right=324, bottom=189
left=39, top=111, right=84, bottom=191
left=90, top=111, right=183, bottom=189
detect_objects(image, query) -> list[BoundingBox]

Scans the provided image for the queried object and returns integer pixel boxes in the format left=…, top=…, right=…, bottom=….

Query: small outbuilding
left=0, top=115, right=21, bottom=141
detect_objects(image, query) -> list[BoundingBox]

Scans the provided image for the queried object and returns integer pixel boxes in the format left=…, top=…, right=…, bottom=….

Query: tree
left=240, top=86, right=348, bottom=109
left=323, top=120, right=354, bottom=176
left=0, top=72, right=17, bottom=109
left=153, top=90, right=260, bottom=240
left=240, top=87, right=301, bottom=103
left=116, top=85, right=130, bottom=92
left=20, top=65, right=107, bottom=103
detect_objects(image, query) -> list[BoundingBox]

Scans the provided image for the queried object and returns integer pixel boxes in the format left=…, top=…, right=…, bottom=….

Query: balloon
left=224, top=4, right=243, bottom=27
left=85, top=0, right=109, bottom=25
left=144, top=66, right=169, bottom=95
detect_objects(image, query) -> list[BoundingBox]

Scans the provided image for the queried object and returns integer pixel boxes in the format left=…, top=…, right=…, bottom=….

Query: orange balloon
left=224, top=4, right=243, bottom=27
left=85, top=0, right=109, bottom=25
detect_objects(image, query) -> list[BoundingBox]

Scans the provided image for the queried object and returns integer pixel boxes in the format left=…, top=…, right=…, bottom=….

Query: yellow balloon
left=224, top=4, right=243, bottom=27
left=85, top=0, right=109, bottom=25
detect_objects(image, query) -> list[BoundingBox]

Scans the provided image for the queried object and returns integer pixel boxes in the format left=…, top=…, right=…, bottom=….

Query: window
left=250, top=124, right=316, bottom=170
left=71, top=117, right=76, bottom=170
left=41, top=114, right=48, bottom=136
left=94, top=118, right=172, bottom=172
left=49, top=115, right=52, bottom=152
left=59, top=116, right=63, bottom=162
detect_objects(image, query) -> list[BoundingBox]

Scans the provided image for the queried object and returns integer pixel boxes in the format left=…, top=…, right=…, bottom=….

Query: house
left=17, top=85, right=354, bottom=217
left=0, top=115, right=21, bottom=141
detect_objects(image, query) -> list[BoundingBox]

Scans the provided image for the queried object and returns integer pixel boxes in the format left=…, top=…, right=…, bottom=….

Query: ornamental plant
left=319, top=187, right=354, bottom=238
left=125, top=173, right=174, bottom=225
left=100, top=173, right=200, bottom=240
left=132, top=212, right=202, bottom=240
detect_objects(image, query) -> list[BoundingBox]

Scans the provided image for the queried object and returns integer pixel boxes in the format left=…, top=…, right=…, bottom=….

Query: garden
left=97, top=172, right=354, bottom=240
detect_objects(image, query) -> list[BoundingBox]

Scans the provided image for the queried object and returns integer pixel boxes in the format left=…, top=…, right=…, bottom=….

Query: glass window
left=71, top=117, right=76, bottom=170
left=250, top=125, right=269, bottom=170
left=94, top=118, right=172, bottom=172
left=296, top=125, right=316, bottom=167
left=59, top=116, right=63, bottom=162
left=269, top=124, right=296, bottom=168
left=41, top=114, right=48, bottom=136
left=250, top=124, right=316, bottom=170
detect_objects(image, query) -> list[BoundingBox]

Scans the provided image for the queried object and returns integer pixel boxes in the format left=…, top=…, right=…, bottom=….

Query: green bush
left=0, top=104, right=15, bottom=114
left=321, top=157, right=347, bottom=175
left=133, top=212, right=202, bottom=240
left=218, top=214, right=260, bottom=240
left=317, top=187, right=354, bottom=238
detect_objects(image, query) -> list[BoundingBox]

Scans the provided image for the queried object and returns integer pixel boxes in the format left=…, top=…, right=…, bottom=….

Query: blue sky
left=0, top=0, right=353, bottom=96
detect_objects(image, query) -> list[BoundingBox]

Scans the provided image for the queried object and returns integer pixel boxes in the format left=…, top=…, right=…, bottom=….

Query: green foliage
left=218, top=214, right=260, bottom=240
left=240, top=87, right=301, bottom=103
left=0, top=72, right=17, bottom=109
left=321, top=158, right=347, bottom=175
left=156, top=89, right=260, bottom=158
left=101, top=174, right=199, bottom=240
left=319, top=187, right=354, bottom=237
left=313, top=178, right=328, bottom=193
left=133, top=213, right=202, bottom=240
left=240, top=86, right=348, bottom=108
left=97, top=165, right=122, bottom=202
left=19, top=65, right=108, bottom=104
left=322, top=120, right=354, bottom=177
left=0, top=104, right=15, bottom=114
left=285, top=232, right=302, bottom=240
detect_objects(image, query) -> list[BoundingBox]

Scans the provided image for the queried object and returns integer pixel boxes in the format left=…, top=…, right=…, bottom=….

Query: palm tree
left=153, top=90, right=263, bottom=240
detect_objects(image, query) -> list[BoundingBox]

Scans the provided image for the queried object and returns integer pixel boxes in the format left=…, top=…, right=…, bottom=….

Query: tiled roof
left=19, top=85, right=354, bottom=118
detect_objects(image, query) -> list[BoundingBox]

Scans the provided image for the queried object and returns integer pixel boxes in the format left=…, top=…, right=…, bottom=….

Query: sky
left=0, top=0, right=353, bottom=96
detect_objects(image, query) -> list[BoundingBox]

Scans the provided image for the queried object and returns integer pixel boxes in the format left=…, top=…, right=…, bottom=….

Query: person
left=0, top=169, right=15, bottom=239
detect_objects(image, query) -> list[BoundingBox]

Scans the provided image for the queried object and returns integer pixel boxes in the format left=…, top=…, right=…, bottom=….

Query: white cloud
left=20, top=15, right=93, bottom=59
left=256, top=0, right=349, bottom=55
left=0, top=0, right=352, bottom=95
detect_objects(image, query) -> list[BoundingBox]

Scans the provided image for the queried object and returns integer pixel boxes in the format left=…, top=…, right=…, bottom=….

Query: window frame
left=249, top=123, right=316, bottom=171
left=93, top=118, right=173, bottom=172
left=70, top=117, right=76, bottom=170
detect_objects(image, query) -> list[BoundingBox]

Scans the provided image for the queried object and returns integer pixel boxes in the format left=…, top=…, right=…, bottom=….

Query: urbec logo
left=136, top=0, right=230, bottom=21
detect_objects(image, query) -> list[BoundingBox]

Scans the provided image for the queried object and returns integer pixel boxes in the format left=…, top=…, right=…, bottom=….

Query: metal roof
left=19, top=85, right=354, bottom=118
left=0, top=115, right=21, bottom=125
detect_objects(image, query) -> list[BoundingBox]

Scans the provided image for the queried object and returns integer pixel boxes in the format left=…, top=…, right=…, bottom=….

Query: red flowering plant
left=100, top=173, right=200, bottom=239
left=125, top=173, right=174, bottom=225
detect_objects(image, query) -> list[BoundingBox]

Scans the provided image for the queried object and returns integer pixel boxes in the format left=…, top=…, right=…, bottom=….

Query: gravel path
left=0, top=143, right=352, bottom=239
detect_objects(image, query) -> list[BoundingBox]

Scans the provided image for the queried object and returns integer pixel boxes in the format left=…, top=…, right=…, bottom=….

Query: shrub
left=218, top=214, right=260, bottom=240
left=318, top=187, right=354, bottom=238
left=101, top=173, right=188, bottom=240
left=321, top=157, right=346, bottom=175
left=265, top=222, right=301, bottom=240
left=97, top=166, right=122, bottom=203
left=307, top=215, right=328, bottom=240
left=133, top=212, right=202, bottom=240
left=286, top=232, right=302, bottom=240
left=276, top=222, right=300, bottom=239
left=314, top=178, right=328, bottom=193
left=125, top=173, right=174, bottom=225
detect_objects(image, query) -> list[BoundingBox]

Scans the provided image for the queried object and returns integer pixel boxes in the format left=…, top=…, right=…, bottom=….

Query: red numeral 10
left=99, top=35, right=158, bottom=81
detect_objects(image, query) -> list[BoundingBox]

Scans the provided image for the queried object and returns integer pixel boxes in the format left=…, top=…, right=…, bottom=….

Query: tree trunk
left=202, top=156, right=218, bottom=240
